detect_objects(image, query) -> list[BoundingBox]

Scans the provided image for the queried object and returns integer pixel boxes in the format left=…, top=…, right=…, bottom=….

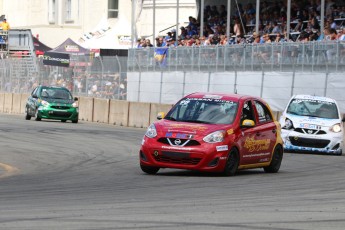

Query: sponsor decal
left=227, top=129, right=234, bottom=135
left=259, top=157, right=270, bottom=162
left=216, top=145, right=228, bottom=152
left=165, top=132, right=193, bottom=139
left=168, top=123, right=208, bottom=132
left=161, top=146, right=192, bottom=151
left=243, top=152, right=271, bottom=158
left=219, top=157, right=227, bottom=160
left=244, top=137, right=271, bottom=152
left=203, top=95, right=223, bottom=99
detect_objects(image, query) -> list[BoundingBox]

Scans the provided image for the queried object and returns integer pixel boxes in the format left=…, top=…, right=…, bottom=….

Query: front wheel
left=140, top=164, right=160, bottom=175
left=223, top=148, right=239, bottom=176
left=264, top=145, right=283, bottom=173
left=34, top=109, right=41, bottom=121
left=72, top=119, right=78, bottom=123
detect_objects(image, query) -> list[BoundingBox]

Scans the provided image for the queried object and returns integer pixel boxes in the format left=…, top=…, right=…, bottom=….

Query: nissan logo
left=174, top=139, right=182, bottom=145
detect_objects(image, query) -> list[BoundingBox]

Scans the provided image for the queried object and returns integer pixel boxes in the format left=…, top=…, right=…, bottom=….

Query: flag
left=154, top=47, right=168, bottom=67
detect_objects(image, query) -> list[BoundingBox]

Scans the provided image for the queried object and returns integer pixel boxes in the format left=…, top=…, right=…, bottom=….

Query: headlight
left=72, top=101, right=79, bottom=108
left=203, top=130, right=225, bottom=143
left=330, top=123, right=342, bottom=133
left=41, top=100, right=50, bottom=107
left=284, top=118, right=293, bottom=129
left=145, top=124, right=157, bottom=138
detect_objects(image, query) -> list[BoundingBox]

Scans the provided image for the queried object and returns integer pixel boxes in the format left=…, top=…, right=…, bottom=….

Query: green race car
left=25, top=85, right=79, bottom=123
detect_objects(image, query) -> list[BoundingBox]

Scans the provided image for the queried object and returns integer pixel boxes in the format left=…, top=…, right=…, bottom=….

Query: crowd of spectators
left=136, top=0, right=345, bottom=48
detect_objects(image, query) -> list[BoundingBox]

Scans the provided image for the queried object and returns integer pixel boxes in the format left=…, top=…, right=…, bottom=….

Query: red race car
left=140, top=92, right=283, bottom=176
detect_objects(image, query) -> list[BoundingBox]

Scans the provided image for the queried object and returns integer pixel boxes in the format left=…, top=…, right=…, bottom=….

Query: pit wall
left=0, top=93, right=177, bottom=128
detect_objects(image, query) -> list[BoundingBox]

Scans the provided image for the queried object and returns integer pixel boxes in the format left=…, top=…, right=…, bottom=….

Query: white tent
left=78, top=16, right=132, bottom=50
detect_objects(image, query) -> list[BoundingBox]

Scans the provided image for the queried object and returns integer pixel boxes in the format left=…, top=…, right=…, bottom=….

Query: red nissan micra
left=139, top=92, right=283, bottom=176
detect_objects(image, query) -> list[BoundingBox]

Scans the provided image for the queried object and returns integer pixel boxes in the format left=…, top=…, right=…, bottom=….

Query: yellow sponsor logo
left=244, top=137, right=271, bottom=152
left=227, top=129, right=234, bottom=135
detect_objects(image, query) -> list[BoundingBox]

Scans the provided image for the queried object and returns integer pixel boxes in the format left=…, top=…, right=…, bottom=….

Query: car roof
left=185, top=92, right=259, bottom=102
left=292, top=94, right=336, bottom=103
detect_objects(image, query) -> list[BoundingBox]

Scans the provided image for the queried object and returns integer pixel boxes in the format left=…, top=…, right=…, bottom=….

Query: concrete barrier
left=0, top=93, right=4, bottom=112
left=79, top=96, right=94, bottom=122
left=11, top=93, right=22, bottom=114
left=93, top=98, right=110, bottom=123
left=109, top=100, right=129, bottom=126
left=20, top=94, right=30, bottom=114
left=3, top=93, right=13, bottom=114
left=128, top=102, right=151, bottom=128
left=149, top=103, right=173, bottom=125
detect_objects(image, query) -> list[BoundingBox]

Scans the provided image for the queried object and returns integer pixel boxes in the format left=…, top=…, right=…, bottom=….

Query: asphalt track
left=1, top=114, right=345, bottom=230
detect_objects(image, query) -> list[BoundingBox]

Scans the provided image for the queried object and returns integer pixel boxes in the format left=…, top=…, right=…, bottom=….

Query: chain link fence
left=1, top=41, right=345, bottom=103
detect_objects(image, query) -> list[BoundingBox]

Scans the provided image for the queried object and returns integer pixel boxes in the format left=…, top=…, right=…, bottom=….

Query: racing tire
left=264, top=145, right=283, bottom=173
left=72, top=119, right=78, bottom=124
left=34, top=109, right=41, bottom=121
left=223, top=148, right=239, bottom=176
left=25, top=108, right=31, bottom=120
left=140, top=164, right=160, bottom=175
left=61, top=120, right=67, bottom=122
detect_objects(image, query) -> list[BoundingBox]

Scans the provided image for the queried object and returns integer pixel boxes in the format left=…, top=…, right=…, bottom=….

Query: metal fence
left=1, top=41, right=345, bottom=102
left=0, top=55, right=128, bottom=100
left=128, top=41, right=345, bottom=73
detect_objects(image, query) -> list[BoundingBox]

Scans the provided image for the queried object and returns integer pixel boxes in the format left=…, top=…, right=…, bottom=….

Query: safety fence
left=128, top=41, right=345, bottom=73
left=1, top=41, right=345, bottom=104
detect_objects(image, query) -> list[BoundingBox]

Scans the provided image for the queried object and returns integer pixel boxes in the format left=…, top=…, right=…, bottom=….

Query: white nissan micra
left=279, top=95, right=345, bottom=155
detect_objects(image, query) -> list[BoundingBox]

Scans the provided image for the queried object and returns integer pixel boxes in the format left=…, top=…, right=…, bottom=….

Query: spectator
left=272, top=21, right=282, bottom=34
left=0, top=18, right=10, bottom=31
left=233, top=18, right=244, bottom=37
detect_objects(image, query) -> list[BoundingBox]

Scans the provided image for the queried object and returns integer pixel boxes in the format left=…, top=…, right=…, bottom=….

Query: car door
left=252, top=100, right=277, bottom=164
left=27, top=87, right=39, bottom=115
left=237, top=99, right=263, bottom=165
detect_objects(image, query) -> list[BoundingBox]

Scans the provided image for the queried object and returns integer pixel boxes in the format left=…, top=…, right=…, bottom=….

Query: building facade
left=0, top=0, right=197, bottom=49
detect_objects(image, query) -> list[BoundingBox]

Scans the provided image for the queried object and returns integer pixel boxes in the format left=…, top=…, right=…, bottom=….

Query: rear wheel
left=223, top=148, right=239, bottom=176
left=140, top=164, right=160, bottom=175
left=264, top=145, right=283, bottom=173
left=34, top=109, right=41, bottom=121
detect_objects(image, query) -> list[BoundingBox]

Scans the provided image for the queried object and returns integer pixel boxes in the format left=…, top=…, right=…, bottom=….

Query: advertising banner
left=43, top=52, right=70, bottom=67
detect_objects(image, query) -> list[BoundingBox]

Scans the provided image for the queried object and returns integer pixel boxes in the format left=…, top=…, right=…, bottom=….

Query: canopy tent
left=32, top=36, right=52, bottom=56
left=51, top=38, right=90, bottom=55
left=78, top=16, right=131, bottom=50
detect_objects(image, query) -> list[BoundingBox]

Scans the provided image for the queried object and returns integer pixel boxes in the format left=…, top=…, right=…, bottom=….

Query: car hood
left=155, top=120, right=232, bottom=139
left=284, top=113, right=340, bottom=127
left=42, top=98, right=74, bottom=104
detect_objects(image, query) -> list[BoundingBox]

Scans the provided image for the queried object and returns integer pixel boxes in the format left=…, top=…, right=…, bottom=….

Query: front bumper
left=140, top=137, right=229, bottom=172
left=281, top=129, right=343, bottom=154
left=38, top=106, right=79, bottom=121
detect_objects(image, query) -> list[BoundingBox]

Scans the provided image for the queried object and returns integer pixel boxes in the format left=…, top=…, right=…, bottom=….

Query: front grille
left=51, top=106, right=70, bottom=110
left=51, top=111, right=72, bottom=117
left=157, top=138, right=201, bottom=146
left=294, top=128, right=326, bottom=135
left=153, top=153, right=201, bottom=165
left=289, top=137, right=330, bottom=148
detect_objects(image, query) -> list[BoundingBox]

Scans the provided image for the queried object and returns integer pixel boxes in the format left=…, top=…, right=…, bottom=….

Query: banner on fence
left=43, top=52, right=70, bottom=67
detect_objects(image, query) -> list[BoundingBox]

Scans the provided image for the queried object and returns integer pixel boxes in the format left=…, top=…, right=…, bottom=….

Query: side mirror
left=32, top=94, right=38, bottom=99
left=342, top=114, right=345, bottom=122
left=157, top=112, right=165, bottom=120
left=241, top=119, right=255, bottom=127
left=74, top=97, right=78, bottom=101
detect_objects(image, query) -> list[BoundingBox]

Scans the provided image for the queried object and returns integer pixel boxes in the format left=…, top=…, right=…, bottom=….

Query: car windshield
left=41, top=88, right=72, bottom=100
left=286, top=98, right=338, bottom=119
left=165, top=97, right=238, bottom=125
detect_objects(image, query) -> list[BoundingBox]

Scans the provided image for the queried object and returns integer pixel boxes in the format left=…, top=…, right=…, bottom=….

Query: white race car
left=279, top=95, right=345, bottom=155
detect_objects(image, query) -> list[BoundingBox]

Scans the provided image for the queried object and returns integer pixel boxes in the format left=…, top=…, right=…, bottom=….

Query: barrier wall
left=3, top=93, right=13, bottom=114
left=128, top=102, right=151, bottom=128
left=109, top=100, right=129, bottom=126
left=11, top=94, right=21, bottom=114
left=79, top=97, right=94, bottom=122
left=93, top=98, right=110, bottom=123
left=20, top=94, right=30, bottom=114
left=0, top=93, right=4, bottom=112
